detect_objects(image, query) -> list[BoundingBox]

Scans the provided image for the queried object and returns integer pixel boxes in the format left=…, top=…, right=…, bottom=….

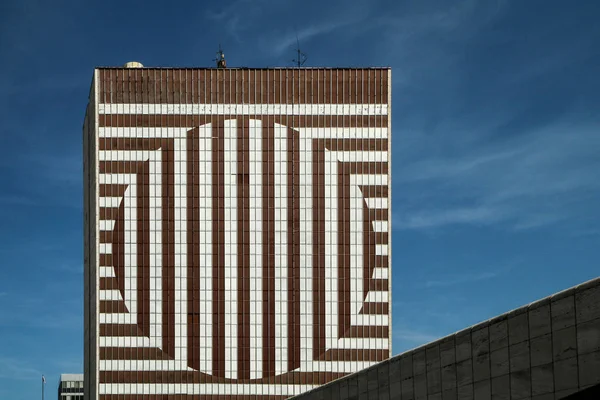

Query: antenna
left=292, top=34, right=307, bottom=67
left=214, top=44, right=227, bottom=68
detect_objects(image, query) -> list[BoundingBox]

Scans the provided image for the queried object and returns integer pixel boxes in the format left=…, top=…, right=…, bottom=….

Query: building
left=290, top=277, right=600, bottom=400
left=83, top=65, right=392, bottom=398
left=58, top=374, right=84, bottom=400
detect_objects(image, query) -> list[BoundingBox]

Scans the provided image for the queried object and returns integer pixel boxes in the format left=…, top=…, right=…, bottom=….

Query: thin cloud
left=0, top=358, right=42, bottom=380
left=393, top=329, right=439, bottom=345
left=424, top=271, right=500, bottom=289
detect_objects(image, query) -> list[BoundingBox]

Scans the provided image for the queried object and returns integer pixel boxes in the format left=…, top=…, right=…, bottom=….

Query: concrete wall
left=290, top=277, right=600, bottom=400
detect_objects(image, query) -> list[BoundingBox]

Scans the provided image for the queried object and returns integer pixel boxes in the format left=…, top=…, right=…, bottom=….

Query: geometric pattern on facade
left=87, top=67, right=391, bottom=398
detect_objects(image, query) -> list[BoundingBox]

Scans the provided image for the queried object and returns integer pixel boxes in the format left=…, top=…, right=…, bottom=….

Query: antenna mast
left=292, top=34, right=307, bottom=67
left=214, top=44, right=227, bottom=68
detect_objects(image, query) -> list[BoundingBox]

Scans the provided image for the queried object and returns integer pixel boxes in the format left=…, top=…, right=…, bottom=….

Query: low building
left=58, top=374, right=84, bottom=400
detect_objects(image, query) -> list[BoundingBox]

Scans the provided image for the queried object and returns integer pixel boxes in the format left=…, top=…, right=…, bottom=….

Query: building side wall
left=291, top=278, right=600, bottom=400
left=90, top=67, right=391, bottom=399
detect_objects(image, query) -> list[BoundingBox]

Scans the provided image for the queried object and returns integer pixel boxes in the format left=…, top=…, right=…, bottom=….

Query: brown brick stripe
left=238, top=119, right=251, bottom=379
left=338, top=163, right=352, bottom=338
left=100, top=396, right=290, bottom=400
left=312, top=139, right=326, bottom=359
left=99, top=114, right=387, bottom=128
left=317, top=349, right=389, bottom=362
left=100, top=347, right=172, bottom=360
left=287, top=126, right=301, bottom=373
left=98, top=67, right=389, bottom=104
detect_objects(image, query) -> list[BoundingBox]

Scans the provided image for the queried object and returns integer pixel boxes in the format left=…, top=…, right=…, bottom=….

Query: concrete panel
left=576, top=318, right=600, bottom=355
left=531, top=394, right=554, bottom=400
left=553, top=356, right=578, bottom=392
left=578, top=350, right=600, bottom=387
left=473, top=379, right=491, bottom=400
left=473, top=352, right=491, bottom=382
left=441, top=364, right=457, bottom=390
left=456, top=333, right=472, bottom=362
left=401, top=354, right=414, bottom=377
left=552, top=327, right=577, bottom=361
left=531, top=364, right=554, bottom=396
left=440, top=338, right=456, bottom=367
left=491, top=374, right=510, bottom=400
left=508, top=312, right=529, bottom=345
left=401, top=376, right=414, bottom=399
left=490, top=347, right=509, bottom=378
left=551, top=296, right=575, bottom=330
left=427, top=344, right=441, bottom=371
left=427, top=367, right=442, bottom=395
left=427, top=393, right=442, bottom=400
left=442, top=387, right=457, bottom=400
left=510, top=341, right=530, bottom=372
left=457, top=358, right=474, bottom=387
left=472, top=327, right=490, bottom=357
left=389, top=381, right=401, bottom=400
left=530, top=334, right=552, bottom=367
left=414, top=350, right=427, bottom=376
left=489, top=319, right=509, bottom=352
left=528, top=304, right=551, bottom=339
left=414, top=373, right=427, bottom=400
left=457, top=383, right=474, bottom=400
left=576, top=285, right=600, bottom=323
left=510, top=369, right=531, bottom=399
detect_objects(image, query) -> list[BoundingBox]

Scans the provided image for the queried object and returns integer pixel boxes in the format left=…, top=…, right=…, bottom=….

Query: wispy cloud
left=0, top=358, right=42, bottom=380
left=424, top=271, right=500, bottom=288
left=394, top=329, right=439, bottom=345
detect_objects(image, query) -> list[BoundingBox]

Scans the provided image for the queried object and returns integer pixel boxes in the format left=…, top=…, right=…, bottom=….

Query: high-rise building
left=58, top=374, right=84, bottom=400
left=83, top=65, right=392, bottom=399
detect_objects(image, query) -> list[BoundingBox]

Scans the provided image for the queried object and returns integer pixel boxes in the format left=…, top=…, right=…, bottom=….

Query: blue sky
left=0, top=0, right=599, bottom=397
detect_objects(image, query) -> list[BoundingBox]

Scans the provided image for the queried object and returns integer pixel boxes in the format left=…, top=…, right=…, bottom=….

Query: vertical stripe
left=313, top=140, right=326, bottom=360
left=338, top=164, right=352, bottom=338
left=237, top=118, right=251, bottom=379
left=324, top=149, right=338, bottom=350
left=149, top=152, right=162, bottom=349
left=299, top=131, right=313, bottom=368
left=274, top=122, right=288, bottom=376
left=161, top=143, right=176, bottom=358
left=212, top=120, right=225, bottom=378
left=287, top=126, right=301, bottom=372
left=187, top=128, right=199, bottom=371
left=262, top=118, right=276, bottom=377
left=174, top=137, right=187, bottom=365
left=137, top=162, right=150, bottom=337
left=223, top=118, right=238, bottom=380
left=123, top=181, right=137, bottom=316
left=350, top=184, right=364, bottom=318
left=198, top=124, right=213, bottom=373
left=249, top=119, right=263, bottom=379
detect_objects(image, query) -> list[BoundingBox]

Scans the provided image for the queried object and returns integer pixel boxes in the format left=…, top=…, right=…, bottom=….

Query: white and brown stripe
left=90, top=67, right=391, bottom=398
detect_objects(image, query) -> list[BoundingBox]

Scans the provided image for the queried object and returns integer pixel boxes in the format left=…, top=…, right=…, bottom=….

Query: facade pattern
left=84, top=68, right=392, bottom=398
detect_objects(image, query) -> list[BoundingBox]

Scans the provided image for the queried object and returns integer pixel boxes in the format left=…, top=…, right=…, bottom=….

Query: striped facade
left=83, top=67, right=392, bottom=399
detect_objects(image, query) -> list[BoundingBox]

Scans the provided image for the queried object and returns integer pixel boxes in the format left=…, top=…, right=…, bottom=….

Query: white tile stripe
left=299, top=132, right=314, bottom=370
left=333, top=338, right=389, bottom=350
left=98, top=243, right=112, bottom=254
left=376, top=244, right=388, bottom=256
left=123, top=183, right=137, bottom=315
left=98, top=150, right=152, bottom=162
left=350, top=184, right=364, bottom=319
left=149, top=151, right=162, bottom=349
left=99, top=266, right=115, bottom=278
left=350, top=174, right=388, bottom=186
left=351, top=314, right=389, bottom=326
left=99, top=336, right=151, bottom=347
left=274, top=123, right=288, bottom=376
left=99, top=197, right=122, bottom=208
left=372, top=267, right=389, bottom=280
left=99, top=220, right=115, bottom=231
left=372, top=220, right=388, bottom=232
left=324, top=149, right=339, bottom=350
left=196, top=124, right=213, bottom=374
left=99, top=174, right=136, bottom=185
left=98, top=383, right=318, bottom=396
left=249, top=119, right=263, bottom=380
left=365, top=197, right=388, bottom=209
left=173, top=137, right=187, bottom=365
left=335, top=151, right=388, bottom=162
left=98, top=103, right=388, bottom=116
left=99, top=290, right=122, bottom=301
left=364, top=291, right=389, bottom=303
left=98, top=127, right=387, bottom=140
left=223, top=119, right=238, bottom=380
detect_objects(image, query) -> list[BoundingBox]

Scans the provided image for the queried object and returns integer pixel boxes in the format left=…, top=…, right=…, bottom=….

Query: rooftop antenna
left=292, top=33, right=307, bottom=67
left=214, top=44, right=227, bottom=68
